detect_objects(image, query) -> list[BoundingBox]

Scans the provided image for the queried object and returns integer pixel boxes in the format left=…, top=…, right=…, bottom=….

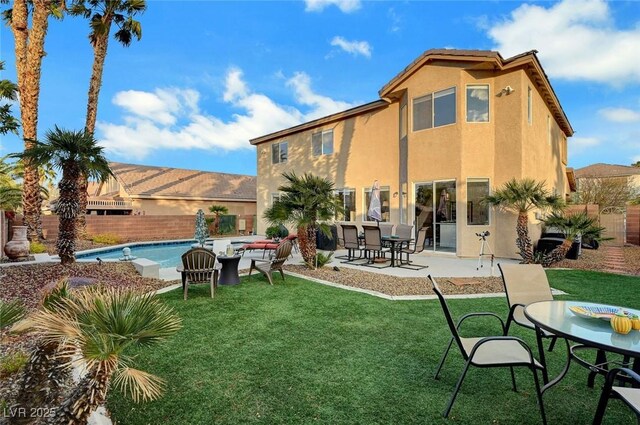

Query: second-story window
left=272, top=141, right=288, bottom=164
left=466, top=85, right=489, bottom=122
left=413, top=87, right=456, bottom=131
left=312, top=130, right=334, bottom=156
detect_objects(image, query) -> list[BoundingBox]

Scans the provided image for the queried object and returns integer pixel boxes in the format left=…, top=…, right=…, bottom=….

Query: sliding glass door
left=414, top=180, right=456, bottom=253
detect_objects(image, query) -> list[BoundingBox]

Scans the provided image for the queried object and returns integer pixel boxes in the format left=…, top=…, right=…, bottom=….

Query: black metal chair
left=340, top=224, right=364, bottom=263
left=428, top=275, right=547, bottom=423
left=398, top=227, right=428, bottom=270
left=362, top=225, right=390, bottom=267
left=592, top=367, right=640, bottom=425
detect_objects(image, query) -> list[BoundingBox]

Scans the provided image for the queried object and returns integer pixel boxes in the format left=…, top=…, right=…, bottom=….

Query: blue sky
left=1, top=0, right=639, bottom=176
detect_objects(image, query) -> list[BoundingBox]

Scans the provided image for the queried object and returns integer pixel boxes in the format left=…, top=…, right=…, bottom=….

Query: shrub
left=30, top=241, right=47, bottom=253
left=90, top=233, right=123, bottom=245
left=0, top=299, right=26, bottom=329
left=265, top=225, right=280, bottom=239
left=0, top=351, right=29, bottom=378
left=305, top=251, right=334, bottom=269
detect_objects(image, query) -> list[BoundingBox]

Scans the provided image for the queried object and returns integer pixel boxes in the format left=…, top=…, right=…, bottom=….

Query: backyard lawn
left=108, top=270, right=640, bottom=424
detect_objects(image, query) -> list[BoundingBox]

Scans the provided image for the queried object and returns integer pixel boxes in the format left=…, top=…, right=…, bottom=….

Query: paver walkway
left=601, top=245, right=628, bottom=275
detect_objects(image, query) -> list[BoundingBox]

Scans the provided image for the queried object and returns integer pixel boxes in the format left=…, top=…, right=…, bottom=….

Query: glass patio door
left=414, top=181, right=456, bottom=253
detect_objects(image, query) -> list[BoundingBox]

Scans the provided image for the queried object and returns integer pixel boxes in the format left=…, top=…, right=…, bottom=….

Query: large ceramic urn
left=4, top=226, right=30, bottom=260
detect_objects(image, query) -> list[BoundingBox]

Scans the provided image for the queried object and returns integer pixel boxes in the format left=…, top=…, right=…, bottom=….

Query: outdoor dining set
left=337, top=222, right=428, bottom=270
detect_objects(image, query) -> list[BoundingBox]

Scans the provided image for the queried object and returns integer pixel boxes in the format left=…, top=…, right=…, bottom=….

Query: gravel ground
left=550, top=244, right=640, bottom=276
left=622, top=245, right=640, bottom=275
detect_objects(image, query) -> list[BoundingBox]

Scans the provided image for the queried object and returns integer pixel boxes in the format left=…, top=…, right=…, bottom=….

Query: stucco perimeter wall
left=256, top=105, right=399, bottom=234
left=31, top=215, right=255, bottom=241
left=123, top=199, right=256, bottom=217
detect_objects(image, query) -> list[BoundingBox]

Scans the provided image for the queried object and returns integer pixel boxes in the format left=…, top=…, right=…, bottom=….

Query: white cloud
left=330, top=36, right=372, bottom=58
left=570, top=136, right=601, bottom=154
left=599, top=107, right=640, bottom=123
left=487, top=0, right=640, bottom=84
left=97, top=69, right=357, bottom=159
left=304, top=0, right=360, bottom=13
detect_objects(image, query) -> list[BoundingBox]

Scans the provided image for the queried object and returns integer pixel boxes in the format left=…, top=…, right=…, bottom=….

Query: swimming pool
left=76, top=240, right=247, bottom=268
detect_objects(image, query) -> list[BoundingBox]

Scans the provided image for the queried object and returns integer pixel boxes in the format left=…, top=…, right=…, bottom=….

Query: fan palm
left=208, top=204, right=228, bottom=235
left=27, top=286, right=181, bottom=424
left=70, top=0, right=146, bottom=237
left=263, top=172, right=343, bottom=266
left=483, top=178, right=563, bottom=263
left=0, top=60, right=19, bottom=135
left=539, top=211, right=605, bottom=266
left=12, top=127, right=112, bottom=264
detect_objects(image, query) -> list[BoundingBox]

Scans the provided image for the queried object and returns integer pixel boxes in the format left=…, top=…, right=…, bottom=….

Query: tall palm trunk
left=52, top=362, right=114, bottom=425
left=10, top=0, right=51, bottom=241
left=298, top=224, right=317, bottom=265
left=77, top=24, right=111, bottom=238
left=541, top=239, right=573, bottom=267
left=515, top=212, right=534, bottom=263
left=57, top=167, right=80, bottom=264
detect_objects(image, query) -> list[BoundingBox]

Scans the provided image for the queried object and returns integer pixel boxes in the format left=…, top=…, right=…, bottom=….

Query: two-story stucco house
left=250, top=49, right=574, bottom=258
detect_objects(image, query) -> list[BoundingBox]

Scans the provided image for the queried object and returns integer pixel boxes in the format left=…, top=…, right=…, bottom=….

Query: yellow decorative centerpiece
left=631, top=314, right=640, bottom=331
left=611, top=311, right=632, bottom=335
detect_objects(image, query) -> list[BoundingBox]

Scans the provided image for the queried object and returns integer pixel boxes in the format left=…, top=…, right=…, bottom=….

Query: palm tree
left=263, top=172, right=343, bottom=266
left=539, top=211, right=605, bottom=266
left=28, top=286, right=181, bottom=424
left=0, top=156, right=23, bottom=211
left=70, top=0, right=146, bottom=237
left=4, top=0, right=65, bottom=241
left=13, top=127, right=112, bottom=264
left=484, top=178, right=563, bottom=263
left=208, top=204, right=228, bottom=235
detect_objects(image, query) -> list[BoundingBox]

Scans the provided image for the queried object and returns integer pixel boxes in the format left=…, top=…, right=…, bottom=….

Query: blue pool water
left=77, top=241, right=246, bottom=268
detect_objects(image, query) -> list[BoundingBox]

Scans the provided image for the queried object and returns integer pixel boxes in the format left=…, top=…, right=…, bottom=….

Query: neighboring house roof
left=574, top=163, right=640, bottom=179
left=379, top=49, right=573, bottom=137
left=103, top=162, right=256, bottom=201
left=250, top=48, right=573, bottom=146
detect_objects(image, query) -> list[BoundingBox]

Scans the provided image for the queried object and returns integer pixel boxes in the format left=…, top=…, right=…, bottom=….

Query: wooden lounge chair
left=429, top=275, right=547, bottom=423
left=592, top=367, right=640, bottom=425
left=248, top=240, right=293, bottom=285
left=180, top=247, right=219, bottom=300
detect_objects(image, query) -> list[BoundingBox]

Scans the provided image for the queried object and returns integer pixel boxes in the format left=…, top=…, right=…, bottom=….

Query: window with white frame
left=364, top=186, right=390, bottom=222
left=271, top=142, right=288, bottom=164
left=467, top=179, right=490, bottom=225
left=335, top=188, right=356, bottom=221
left=312, top=130, right=334, bottom=156
left=413, top=87, right=456, bottom=131
left=527, top=86, right=533, bottom=125
left=466, top=85, right=489, bottom=122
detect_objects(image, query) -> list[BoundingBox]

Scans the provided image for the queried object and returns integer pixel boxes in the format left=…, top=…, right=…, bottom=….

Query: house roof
left=105, top=162, right=256, bottom=201
left=379, top=49, right=573, bottom=137
left=250, top=48, right=573, bottom=146
left=249, top=100, right=388, bottom=145
left=574, top=163, right=640, bottom=179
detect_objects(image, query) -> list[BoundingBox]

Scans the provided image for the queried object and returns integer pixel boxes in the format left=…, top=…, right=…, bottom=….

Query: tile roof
left=108, top=162, right=256, bottom=201
left=574, top=163, right=640, bottom=179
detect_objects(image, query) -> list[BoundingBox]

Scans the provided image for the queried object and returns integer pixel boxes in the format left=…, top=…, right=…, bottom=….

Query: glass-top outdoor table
left=525, top=300, right=640, bottom=393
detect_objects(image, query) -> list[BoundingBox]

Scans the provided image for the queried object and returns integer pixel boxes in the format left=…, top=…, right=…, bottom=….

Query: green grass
left=108, top=270, right=640, bottom=424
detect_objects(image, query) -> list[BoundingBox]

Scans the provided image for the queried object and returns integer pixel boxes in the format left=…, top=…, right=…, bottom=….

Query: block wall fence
left=8, top=214, right=255, bottom=242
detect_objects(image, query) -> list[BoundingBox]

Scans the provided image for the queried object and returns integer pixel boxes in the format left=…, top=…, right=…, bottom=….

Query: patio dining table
left=524, top=300, right=640, bottom=394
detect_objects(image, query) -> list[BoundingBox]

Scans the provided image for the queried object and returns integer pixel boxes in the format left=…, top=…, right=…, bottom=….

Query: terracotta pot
left=4, top=226, right=30, bottom=260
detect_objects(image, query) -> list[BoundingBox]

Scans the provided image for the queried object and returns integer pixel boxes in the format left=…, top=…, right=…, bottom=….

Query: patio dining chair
left=341, top=224, right=364, bottom=262
left=394, top=223, right=414, bottom=240
left=180, top=247, right=219, bottom=300
left=362, top=225, right=390, bottom=267
left=498, top=264, right=559, bottom=351
left=428, top=275, right=547, bottom=424
left=592, top=367, right=640, bottom=425
left=248, top=240, right=292, bottom=285
left=397, top=227, right=428, bottom=270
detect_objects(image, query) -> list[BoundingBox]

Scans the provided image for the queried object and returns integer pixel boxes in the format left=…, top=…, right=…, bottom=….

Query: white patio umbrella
left=367, top=180, right=382, bottom=224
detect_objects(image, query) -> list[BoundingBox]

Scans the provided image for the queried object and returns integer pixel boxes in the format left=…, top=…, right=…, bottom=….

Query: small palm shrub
left=30, top=241, right=47, bottom=254
left=90, top=233, right=123, bottom=245
left=0, top=299, right=26, bottom=329
left=306, top=251, right=334, bottom=269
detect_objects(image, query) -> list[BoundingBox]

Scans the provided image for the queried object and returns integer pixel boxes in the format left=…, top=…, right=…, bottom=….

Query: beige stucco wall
left=131, top=198, right=256, bottom=217
left=255, top=60, right=570, bottom=258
